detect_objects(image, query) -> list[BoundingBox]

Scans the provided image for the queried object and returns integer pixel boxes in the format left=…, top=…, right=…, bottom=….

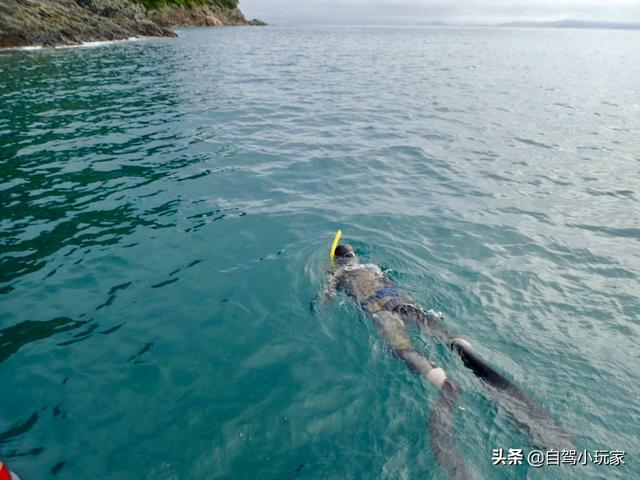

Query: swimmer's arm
left=373, top=311, right=447, bottom=389
left=323, top=270, right=339, bottom=305
left=312, top=270, right=339, bottom=312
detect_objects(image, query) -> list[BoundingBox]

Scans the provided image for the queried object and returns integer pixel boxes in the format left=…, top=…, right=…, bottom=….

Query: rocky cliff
left=0, top=0, right=264, bottom=49
left=148, top=4, right=246, bottom=27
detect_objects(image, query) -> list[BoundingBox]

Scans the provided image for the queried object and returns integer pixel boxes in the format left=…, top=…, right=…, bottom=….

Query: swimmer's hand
left=311, top=270, right=338, bottom=313
left=310, top=297, right=321, bottom=313
left=310, top=286, right=336, bottom=313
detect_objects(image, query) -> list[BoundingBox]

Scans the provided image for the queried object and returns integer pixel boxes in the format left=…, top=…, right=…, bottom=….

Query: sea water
left=1, top=25, right=639, bottom=479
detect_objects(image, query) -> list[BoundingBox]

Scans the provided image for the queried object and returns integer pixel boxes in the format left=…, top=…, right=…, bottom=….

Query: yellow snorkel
left=329, top=229, right=342, bottom=265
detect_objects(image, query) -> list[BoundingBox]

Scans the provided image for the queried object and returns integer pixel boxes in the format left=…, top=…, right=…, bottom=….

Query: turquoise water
left=1, top=26, right=639, bottom=479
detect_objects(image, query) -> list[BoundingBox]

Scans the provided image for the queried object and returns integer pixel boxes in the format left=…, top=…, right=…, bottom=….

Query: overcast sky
left=240, top=0, right=640, bottom=24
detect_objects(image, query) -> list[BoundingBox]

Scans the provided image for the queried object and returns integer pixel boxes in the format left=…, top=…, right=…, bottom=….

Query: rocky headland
left=0, top=0, right=266, bottom=49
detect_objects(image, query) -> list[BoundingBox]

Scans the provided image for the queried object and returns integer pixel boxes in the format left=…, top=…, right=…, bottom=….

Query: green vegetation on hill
left=137, top=0, right=239, bottom=11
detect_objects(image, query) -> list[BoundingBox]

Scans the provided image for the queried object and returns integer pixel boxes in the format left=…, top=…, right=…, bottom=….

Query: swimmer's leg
left=448, top=337, right=514, bottom=390
left=427, top=334, right=572, bottom=448
left=396, top=307, right=572, bottom=447
left=429, top=380, right=482, bottom=480
left=393, top=304, right=451, bottom=341
left=372, top=311, right=480, bottom=478
left=395, top=305, right=516, bottom=388
left=372, top=311, right=447, bottom=388
left=450, top=338, right=573, bottom=449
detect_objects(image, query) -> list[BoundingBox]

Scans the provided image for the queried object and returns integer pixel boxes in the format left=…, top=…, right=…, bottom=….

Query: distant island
left=498, top=20, right=640, bottom=30
left=0, top=0, right=266, bottom=49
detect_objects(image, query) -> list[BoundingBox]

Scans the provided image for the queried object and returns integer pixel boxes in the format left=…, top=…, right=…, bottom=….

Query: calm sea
left=1, top=25, right=639, bottom=479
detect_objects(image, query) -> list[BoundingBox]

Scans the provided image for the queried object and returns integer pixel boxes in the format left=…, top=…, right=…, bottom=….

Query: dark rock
left=0, top=0, right=176, bottom=48
left=149, top=5, right=248, bottom=28
left=0, top=0, right=253, bottom=49
left=247, top=18, right=267, bottom=26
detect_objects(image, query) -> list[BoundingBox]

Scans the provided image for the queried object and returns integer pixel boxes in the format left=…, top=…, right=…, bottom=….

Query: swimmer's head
left=334, top=244, right=357, bottom=265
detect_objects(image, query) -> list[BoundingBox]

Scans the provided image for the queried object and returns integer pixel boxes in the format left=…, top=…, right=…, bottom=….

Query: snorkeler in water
left=324, top=243, right=450, bottom=388
left=324, top=242, right=526, bottom=392
left=319, top=234, right=571, bottom=479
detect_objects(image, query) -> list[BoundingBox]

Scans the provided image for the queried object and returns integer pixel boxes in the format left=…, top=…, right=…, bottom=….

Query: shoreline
left=0, top=36, right=143, bottom=52
left=0, top=0, right=266, bottom=50
left=0, top=22, right=269, bottom=52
